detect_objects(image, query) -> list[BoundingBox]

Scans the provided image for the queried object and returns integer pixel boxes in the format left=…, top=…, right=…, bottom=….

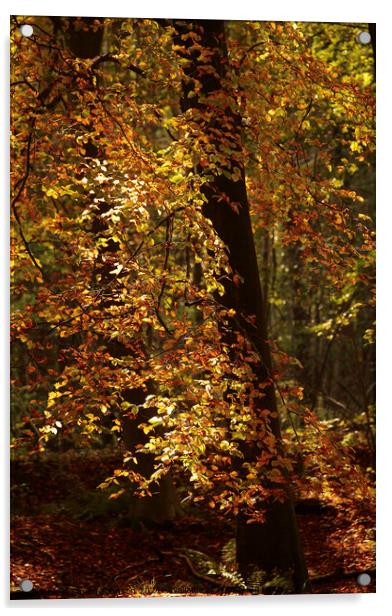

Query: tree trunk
left=172, top=19, right=309, bottom=592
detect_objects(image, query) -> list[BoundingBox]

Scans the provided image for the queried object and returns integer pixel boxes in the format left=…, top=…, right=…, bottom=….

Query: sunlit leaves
left=11, top=17, right=375, bottom=518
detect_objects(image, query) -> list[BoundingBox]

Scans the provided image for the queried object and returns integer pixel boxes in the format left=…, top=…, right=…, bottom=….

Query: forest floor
left=10, top=447, right=375, bottom=599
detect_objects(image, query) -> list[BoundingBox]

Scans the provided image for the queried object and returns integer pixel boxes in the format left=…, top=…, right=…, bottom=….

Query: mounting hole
left=357, top=572, right=371, bottom=586
left=20, top=579, right=33, bottom=592
left=20, top=24, right=34, bottom=38
left=357, top=31, right=371, bottom=45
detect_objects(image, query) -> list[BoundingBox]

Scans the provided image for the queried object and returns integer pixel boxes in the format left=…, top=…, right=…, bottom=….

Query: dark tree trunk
left=172, top=19, right=309, bottom=592
left=285, top=241, right=313, bottom=408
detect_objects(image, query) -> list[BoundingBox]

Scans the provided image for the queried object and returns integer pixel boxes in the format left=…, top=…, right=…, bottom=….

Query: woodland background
left=10, top=15, right=375, bottom=598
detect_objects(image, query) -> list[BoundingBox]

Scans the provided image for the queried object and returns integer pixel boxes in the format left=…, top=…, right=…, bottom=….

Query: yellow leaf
left=109, top=264, right=124, bottom=276
left=109, top=489, right=125, bottom=500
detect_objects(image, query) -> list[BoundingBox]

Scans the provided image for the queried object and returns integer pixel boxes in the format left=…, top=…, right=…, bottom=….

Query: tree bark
left=172, top=19, right=309, bottom=592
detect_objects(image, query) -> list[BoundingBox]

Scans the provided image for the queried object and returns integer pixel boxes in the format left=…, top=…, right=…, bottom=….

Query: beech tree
left=56, top=15, right=182, bottom=523
left=171, top=19, right=308, bottom=590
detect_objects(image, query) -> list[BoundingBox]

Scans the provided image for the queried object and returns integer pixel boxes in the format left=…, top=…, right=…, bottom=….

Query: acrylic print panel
left=10, top=15, right=375, bottom=599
